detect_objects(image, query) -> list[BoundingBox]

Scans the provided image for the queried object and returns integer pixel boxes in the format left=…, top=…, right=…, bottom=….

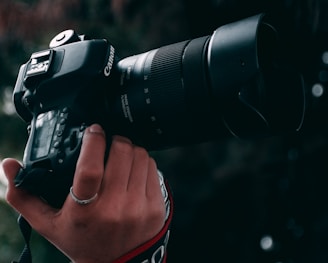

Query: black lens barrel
left=110, top=13, right=304, bottom=150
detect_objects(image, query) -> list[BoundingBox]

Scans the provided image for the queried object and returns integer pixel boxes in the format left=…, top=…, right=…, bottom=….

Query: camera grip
left=14, top=166, right=73, bottom=207
left=15, top=167, right=49, bottom=191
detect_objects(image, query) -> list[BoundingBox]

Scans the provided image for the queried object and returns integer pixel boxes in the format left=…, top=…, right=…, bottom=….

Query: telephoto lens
left=107, top=13, right=305, bottom=150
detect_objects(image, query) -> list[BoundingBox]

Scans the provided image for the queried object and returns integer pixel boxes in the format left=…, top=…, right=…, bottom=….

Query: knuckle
left=111, top=136, right=134, bottom=156
left=134, top=146, right=149, bottom=159
left=75, top=166, right=102, bottom=183
left=69, top=216, right=91, bottom=229
left=148, top=157, right=157, bottom=170
left=125, top=201, right=164, bottom=225
left=100, top=208, right=122, bottom=226
left=149, top=204, right=166, bottom=222
left=68, top=206, right=98, bottom=226
left=124, top=201, right=144, bottom=221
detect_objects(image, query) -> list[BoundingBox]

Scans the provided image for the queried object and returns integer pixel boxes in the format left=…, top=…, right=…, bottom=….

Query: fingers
left=71, top=124, right=106, bottom=201
left=102, top=136, right=155, bottom=197
left=127, top=146, right=150, bottom=195
left=145, top=159, right=162, bottom=200
left=101, top=135, right=134, bottom=196
left=102, top=136, right=163, bottom=202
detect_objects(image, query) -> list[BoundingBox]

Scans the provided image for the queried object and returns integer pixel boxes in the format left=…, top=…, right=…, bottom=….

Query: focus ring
left=148, top=40, right=189, bottom=123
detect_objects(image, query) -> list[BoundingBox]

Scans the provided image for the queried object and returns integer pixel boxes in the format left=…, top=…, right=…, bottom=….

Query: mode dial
left=49, top=29, right=81, bottom=48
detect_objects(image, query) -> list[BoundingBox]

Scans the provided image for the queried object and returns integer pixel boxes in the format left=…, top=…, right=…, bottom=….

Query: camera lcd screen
left=31, top=110, right=57, bottom=160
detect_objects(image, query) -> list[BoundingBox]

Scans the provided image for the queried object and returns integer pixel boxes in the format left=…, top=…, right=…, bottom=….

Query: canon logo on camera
left=104, top=45, right=115, bottom=77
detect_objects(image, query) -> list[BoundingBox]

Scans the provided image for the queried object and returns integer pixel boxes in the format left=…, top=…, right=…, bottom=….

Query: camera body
left=13, top=34, right=116, bottom=207
left=13, top=14, right=305, bottom=207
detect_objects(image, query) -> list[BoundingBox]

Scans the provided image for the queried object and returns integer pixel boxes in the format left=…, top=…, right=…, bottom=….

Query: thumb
left=2, top=158, right=31, bottom=209
left=2, top=158, right=22, bottom=198
left=2, top=158, right=57, bottom=232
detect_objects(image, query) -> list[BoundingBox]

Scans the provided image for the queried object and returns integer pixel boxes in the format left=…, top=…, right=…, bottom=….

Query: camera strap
left=12, top=214, right=32, bottom=263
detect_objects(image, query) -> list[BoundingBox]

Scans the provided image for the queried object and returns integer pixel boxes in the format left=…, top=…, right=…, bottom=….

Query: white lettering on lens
left=121, top=94, right=134, bottom=123
left=104, top=45, right=115, bottom=77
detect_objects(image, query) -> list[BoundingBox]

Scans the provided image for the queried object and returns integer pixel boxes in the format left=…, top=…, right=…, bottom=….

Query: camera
left=12, top=13, right=305, bottom=207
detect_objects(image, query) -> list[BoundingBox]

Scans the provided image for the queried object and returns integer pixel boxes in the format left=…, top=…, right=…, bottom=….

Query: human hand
left=3, top=124, right=167, bottom=263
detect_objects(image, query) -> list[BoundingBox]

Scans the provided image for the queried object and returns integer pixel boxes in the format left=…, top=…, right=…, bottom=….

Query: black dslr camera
left=13, top=14, right=305, bottom=208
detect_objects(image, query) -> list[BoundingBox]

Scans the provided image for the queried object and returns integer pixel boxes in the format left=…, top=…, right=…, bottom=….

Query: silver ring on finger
left=69, top=186, right=98, bottom=205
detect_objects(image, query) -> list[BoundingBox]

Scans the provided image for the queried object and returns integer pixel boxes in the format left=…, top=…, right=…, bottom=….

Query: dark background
left=1, top=0, right=328, bottom=262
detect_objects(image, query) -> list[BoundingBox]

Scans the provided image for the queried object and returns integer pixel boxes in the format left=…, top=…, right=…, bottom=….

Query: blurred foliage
left=0, top=200, right=23, bottom=262
left=0, top=200, right=70, bottom=263
left=1, top=0, right=328, bottom=262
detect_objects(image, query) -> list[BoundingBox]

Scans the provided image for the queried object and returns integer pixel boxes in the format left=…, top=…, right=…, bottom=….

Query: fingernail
left=88, top=124, right=105, bottom=135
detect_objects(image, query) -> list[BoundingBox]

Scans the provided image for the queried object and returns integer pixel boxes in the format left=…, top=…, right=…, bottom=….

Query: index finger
left=71, top=124, right=106, bottom=201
